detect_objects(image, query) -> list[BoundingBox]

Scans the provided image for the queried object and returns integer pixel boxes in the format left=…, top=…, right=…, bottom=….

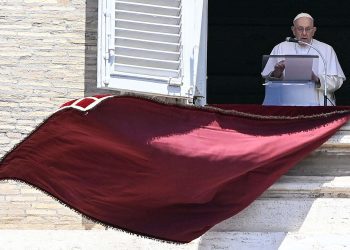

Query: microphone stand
left=296, top=40, right=328, bottom=106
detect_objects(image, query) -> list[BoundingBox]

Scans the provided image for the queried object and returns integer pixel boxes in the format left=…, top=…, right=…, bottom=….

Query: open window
left=97, top=0, right=208, bottom=105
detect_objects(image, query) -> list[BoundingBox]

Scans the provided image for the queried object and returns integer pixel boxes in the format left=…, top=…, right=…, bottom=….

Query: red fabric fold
left=1, top=96, right=350, bottom=243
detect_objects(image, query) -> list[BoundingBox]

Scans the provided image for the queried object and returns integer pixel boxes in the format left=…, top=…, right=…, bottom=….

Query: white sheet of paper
left=284, top=57, right=313, bottom=81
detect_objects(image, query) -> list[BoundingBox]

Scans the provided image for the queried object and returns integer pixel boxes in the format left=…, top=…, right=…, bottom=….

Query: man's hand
left=272, top=60, right=285, bottom=78
left=311, top=72, right=321, bottom=87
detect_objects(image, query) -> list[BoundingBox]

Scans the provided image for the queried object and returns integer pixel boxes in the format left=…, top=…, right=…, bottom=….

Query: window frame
left=97, top=0, right=208, bottom=105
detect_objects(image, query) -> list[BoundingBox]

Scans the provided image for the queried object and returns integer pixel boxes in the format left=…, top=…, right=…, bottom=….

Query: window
left=98, top=0, right=208, bottom=105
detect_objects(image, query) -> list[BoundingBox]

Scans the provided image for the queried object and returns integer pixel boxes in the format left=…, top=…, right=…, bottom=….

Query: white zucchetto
left=293, top=13, right=313, bottom=22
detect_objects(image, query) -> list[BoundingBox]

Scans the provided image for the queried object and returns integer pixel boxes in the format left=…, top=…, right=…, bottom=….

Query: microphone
left=285, top=37, right=329, bottom=106
left=286, top=37, right=299, bottom=43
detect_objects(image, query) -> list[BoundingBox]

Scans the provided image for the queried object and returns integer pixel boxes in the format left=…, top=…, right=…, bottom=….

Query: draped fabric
left=1, top=95, right=350, bottom=243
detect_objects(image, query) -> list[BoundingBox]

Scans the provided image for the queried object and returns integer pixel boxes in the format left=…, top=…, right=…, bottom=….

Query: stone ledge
left=0, top=230, right=349, bottom=250
left=288, top=151, right=350, bottom=176
left=212, top=198, right=350, bottom=232
left=264, top=176, right=350, bottom=198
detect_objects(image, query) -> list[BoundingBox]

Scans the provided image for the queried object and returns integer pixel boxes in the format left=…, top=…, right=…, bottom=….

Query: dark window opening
left=207, top=1, right=350, bottom=105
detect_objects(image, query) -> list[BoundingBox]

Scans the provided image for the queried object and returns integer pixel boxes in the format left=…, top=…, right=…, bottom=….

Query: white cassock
left=261, top=39, right=346, bottom=105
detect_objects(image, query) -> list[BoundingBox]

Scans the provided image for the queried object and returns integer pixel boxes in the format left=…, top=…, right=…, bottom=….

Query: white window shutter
left=98, top=0, right=207, bottom=105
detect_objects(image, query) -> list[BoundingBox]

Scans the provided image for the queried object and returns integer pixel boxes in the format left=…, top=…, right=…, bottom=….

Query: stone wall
left=0, top=0, right=106, bottom=229
left=0, top=180, right=95, bottom=229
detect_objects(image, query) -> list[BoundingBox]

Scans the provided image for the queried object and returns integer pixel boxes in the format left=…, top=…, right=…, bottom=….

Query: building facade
left=1, top=1, right=350, bottom=249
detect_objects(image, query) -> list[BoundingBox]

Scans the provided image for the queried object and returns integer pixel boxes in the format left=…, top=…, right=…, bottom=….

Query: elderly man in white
left=262, top=13, right=346, bottom=106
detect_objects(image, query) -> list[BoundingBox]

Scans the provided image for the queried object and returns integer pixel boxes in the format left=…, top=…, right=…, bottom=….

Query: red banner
left=1, top=96, right=350, bottom=243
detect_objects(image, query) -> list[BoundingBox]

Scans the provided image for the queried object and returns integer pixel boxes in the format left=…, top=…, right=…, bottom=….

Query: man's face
left=291, top=17, right=316, bottom=44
